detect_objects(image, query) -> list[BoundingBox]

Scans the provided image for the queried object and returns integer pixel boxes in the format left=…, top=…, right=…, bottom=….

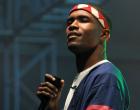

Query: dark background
left=0, top=0, right=139, bottom=110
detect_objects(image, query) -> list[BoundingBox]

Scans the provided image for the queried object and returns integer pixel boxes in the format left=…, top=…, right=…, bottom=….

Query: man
left=37, top=3, right=130, bottom=110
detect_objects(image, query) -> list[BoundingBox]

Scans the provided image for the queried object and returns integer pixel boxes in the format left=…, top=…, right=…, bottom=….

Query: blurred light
left=66, top=0, right=106, bottom=5
left=93, top=0, right=106, bottom=4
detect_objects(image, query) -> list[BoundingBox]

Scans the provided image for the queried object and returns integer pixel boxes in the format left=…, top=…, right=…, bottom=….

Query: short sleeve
left=85, top=74, right=124, bottom=110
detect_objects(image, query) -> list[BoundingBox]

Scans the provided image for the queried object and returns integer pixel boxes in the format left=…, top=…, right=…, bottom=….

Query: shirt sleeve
left=85, top=74, right=124, bottom=110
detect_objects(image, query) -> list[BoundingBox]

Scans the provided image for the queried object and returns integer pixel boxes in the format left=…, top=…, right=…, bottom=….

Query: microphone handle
left=38, top=76, right=61, bottom=110
left=38, top=98, right=50, bottom=110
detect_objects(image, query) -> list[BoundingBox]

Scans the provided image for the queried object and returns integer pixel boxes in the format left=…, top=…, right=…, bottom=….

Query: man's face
left=66, top=10, right=102, bottom=54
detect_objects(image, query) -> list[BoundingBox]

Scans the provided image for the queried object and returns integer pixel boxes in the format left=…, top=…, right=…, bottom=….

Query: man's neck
left=76, top=48, right=106, bottom=73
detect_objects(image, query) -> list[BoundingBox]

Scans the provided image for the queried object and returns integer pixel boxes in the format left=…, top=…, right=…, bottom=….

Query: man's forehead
left=68, top=9, right=93, bottom=18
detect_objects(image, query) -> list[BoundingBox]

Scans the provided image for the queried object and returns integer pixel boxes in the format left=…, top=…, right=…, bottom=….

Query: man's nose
left=68, top=20, right=79, bottom=31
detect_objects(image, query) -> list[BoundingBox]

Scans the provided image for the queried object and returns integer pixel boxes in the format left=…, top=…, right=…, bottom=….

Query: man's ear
left=100, top=29, right=110, bottom=42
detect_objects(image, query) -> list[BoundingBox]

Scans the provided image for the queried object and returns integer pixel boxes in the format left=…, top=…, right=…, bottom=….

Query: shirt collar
left=72, top=59, right=110, bottom=87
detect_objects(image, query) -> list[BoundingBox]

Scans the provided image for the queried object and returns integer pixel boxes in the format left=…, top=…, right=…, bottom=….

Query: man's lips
left=67, top=32, right=81, bottom=39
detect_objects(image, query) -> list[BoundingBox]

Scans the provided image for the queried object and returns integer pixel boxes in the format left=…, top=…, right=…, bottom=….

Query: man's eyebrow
left=78, top=15, right=89, bottom=17
left=67, top=17, right=70, bottom=19
left=67, top=15, right=90, bottom=19
left=77, top=15, right=91, bottom=19
left=67, top=16, right=74, bottom=20
left=66, top=17, right=74, bottom=23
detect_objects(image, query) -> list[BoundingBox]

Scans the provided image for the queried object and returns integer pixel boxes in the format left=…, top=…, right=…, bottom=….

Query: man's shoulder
left=85, top=62, right=123, bottom=86
left=90, top=62, right=120, bottom=76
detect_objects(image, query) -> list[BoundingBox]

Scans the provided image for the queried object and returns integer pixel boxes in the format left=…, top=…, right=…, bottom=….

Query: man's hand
left=37, top=74, right=64, bottom=110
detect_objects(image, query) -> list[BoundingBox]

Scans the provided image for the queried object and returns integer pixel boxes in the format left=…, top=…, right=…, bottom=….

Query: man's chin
left=68, top=44, right=94, bottom=55
left=68, top=45, right=79, bottom=54
left=67, top=44, right=84, bottom=55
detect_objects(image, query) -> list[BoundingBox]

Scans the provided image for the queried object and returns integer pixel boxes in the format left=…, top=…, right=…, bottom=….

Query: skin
left=66, top=10, right=110, bottom=72
left=37, top=74, right=64, bottom=110
left=66, top=10, right=102, bottom=53
left=36, top=9, right=110, bottom=110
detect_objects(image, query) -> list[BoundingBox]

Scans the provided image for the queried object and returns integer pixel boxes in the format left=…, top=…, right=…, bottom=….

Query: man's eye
left=66, top=18, right=74, bottom=25
left=79, top=17, right=89, bottom=22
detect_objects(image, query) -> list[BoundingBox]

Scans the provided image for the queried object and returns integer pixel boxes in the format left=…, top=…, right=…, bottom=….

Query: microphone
left=38, top=76, right=61, bottom=110
left=38, top=99, right=49, bottom=110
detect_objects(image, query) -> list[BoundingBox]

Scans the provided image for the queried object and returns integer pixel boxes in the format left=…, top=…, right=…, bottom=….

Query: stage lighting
left=67, top=0, right=107, bottom=5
